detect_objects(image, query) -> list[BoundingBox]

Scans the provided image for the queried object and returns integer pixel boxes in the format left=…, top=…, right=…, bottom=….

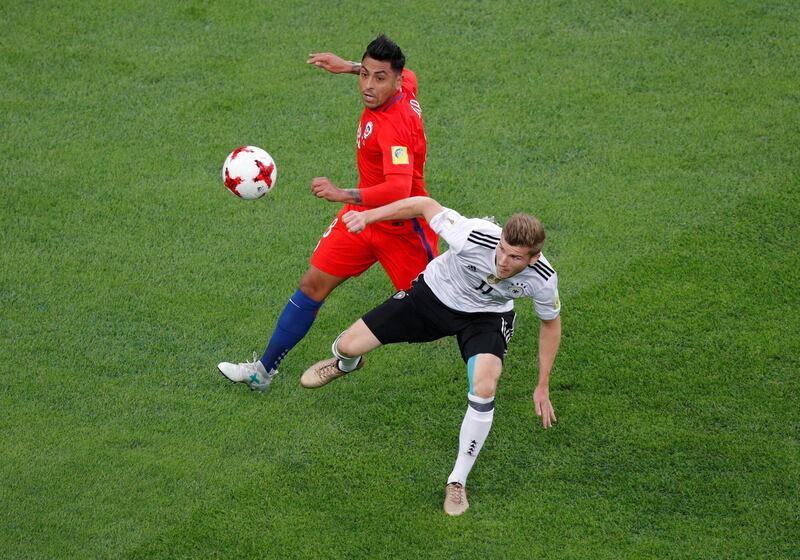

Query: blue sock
left=259, top=289, right=323, bottom=371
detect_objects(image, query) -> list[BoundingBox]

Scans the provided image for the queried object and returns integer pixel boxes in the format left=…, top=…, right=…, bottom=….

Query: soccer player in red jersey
left=218, top=35, right=438, bottom=390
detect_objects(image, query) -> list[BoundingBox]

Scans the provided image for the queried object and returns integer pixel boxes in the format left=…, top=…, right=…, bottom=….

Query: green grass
left=2, top=0, right=798, bottom=558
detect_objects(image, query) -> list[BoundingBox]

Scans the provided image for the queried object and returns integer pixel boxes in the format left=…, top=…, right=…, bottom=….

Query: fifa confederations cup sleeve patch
left=391, top=146, right=409, bottom=165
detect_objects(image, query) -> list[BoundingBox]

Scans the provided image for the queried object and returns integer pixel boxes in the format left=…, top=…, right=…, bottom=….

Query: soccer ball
left=221, top=146, right=277, bottom=200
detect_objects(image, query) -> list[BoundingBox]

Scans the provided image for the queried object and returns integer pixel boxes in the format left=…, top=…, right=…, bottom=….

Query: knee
left=298, top=272, right=329, bottom=301
left=298, top=276, right=324, bottom=301
left=470, top=355, right=502, bottom=398
left=334, top=320, right=381, bottom=358
left=336, top=331, right=357, bottom=357
left=472, top=376, right=499, bottom=399
left=299, top=267, right=346, bottom=301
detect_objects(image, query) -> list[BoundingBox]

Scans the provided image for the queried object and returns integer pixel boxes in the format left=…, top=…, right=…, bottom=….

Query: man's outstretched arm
left=343, top=196, right=444, bottom=232
left=307, top=52, right=360, bottom=74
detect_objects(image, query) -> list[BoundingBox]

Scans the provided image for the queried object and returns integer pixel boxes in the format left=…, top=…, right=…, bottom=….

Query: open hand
left=533, top=385, right=557, bottom=429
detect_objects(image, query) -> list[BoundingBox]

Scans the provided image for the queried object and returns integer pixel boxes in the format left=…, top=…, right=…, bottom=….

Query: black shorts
left=362, top=275, right=516, bottom=362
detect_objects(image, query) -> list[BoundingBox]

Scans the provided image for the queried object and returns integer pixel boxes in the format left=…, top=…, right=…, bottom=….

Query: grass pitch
left=1, top=1, right=798, bottom=558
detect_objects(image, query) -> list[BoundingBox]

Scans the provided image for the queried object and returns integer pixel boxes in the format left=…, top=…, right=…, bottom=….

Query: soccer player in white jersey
left=300, top=196, right=562, bottom=516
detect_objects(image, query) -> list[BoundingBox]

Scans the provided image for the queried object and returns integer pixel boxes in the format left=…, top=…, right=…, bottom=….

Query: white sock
left=447, top=393, right=495, bottom=486
left=332, top=334, right=361, bottom=372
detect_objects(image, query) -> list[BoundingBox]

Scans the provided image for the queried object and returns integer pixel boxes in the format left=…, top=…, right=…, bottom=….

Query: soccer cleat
left=443, top=482, right=469, bottom=516
left=217, top=352, right=277, bottom=392
left=300, top=357, right=363, bottom=388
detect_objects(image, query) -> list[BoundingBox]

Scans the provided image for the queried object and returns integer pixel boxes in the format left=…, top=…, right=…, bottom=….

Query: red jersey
left=349, top=68, right=428, bottom=233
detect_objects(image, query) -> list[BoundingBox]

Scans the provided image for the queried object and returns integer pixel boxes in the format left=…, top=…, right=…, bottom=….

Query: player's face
left=495, top=237, right=539, bottom=279
left=359, top=57, right=402, bottom=109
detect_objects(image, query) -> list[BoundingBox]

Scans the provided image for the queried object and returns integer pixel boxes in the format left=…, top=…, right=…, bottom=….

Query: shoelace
left=240, top=351, right=260, bottom=373
left=319, top=360, right=341, bottom=380
left=242, top=352, right=277, bottom=380
left=447, top=484, right=464, bottom=504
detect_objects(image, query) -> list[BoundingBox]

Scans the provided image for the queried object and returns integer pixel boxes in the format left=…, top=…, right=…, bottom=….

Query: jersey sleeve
left=401, top=69, right=418, bottom=96
left=378, top=122, right=414, bottom=177
left=532, top=274, right=561, bottom=321
left=357, top=173, right=412, bottom=207
left=429, top=208, right=472, bottom=253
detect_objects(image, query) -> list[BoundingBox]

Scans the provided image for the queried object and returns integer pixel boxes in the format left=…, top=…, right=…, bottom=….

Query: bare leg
left=336, top=319, right=383, bottom=357
left=469, top=354, right=502, bottom=398
left=298, top=265, right=348, bottom=301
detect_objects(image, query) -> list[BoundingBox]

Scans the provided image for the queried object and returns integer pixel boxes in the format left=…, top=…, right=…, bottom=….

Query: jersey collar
left=379, top=90, right=404, bottom=112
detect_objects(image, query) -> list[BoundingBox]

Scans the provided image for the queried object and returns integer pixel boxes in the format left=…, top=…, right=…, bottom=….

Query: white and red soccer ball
left=221, top=146, right=277, bottom=200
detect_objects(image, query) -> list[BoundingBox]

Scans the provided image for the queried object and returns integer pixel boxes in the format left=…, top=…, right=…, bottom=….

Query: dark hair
left=362, top=34, right=405, bottom=73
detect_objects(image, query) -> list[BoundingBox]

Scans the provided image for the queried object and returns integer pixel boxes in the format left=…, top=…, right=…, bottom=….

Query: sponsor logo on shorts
left=393, top=291, right=407, bottom=300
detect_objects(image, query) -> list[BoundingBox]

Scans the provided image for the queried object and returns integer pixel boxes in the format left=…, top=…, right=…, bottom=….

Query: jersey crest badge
left=487, top=274, right=500, bottom=285
left=391, top=146, right=409, bottom=165
left=508, top=284, right=526, bottom=297
left=364, top=121, right=373, bottom=139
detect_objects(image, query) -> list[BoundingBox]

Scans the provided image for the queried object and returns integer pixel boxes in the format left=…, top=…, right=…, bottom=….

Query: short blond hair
left=502, top=213, right=546, bottom=255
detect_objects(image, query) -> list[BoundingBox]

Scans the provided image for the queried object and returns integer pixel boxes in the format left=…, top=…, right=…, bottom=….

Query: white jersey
left=425, top=208, right=561, bottom=320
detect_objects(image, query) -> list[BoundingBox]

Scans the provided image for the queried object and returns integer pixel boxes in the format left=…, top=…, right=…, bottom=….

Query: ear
left=528, top=252, right=541, bottom=265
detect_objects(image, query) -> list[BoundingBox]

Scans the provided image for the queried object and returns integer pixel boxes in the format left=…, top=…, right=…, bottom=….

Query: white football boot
left=217, top=352, right=277, bottom=392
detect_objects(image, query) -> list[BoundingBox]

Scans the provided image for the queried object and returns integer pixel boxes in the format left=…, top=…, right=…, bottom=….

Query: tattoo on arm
left=343, top=189, right=362, bottom=204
